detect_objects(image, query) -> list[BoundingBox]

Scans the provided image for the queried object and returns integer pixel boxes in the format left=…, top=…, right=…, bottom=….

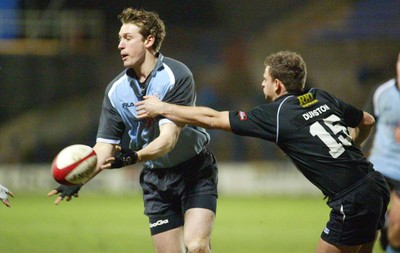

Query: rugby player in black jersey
left=136, top=51, right=390, bottom=253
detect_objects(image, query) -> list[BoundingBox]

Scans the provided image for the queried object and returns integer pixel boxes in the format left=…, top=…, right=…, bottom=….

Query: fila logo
left=122, top=102, right=135, bottom=109
left=150, top=219, right=169, bottom=228
left=238, top=111, right=247, bottom=121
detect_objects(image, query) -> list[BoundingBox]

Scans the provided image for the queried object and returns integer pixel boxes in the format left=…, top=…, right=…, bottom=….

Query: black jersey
left=229, top=88, right=373, bottom=197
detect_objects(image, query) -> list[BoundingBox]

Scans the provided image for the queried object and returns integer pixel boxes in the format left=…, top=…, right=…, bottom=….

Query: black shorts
left=140, top=148, right=218, bottom=235
left=383, top=176, right=400, bottom=196
left=321, top=171, right=390, bottom=246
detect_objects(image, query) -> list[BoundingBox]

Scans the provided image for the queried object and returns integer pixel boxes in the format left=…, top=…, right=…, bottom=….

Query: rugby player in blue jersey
left=137, top=51, right=390, bottom=253
left=48, top=8, right=218, bottom=253
left=365, top=52, right=400, bottom=253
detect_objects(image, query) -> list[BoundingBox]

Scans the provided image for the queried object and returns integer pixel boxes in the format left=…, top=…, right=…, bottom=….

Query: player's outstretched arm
left=136, top=96, right=232, bottom=131
left=0, top=184, right=14, bottom=207
left=101, top=123, right=181, bottom=169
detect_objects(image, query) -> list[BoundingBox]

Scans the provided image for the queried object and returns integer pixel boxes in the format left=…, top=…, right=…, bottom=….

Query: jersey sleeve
left=317, top=89, right=364, bottom=128
left=158, top=60, right=196, bottom=125
left=229, top=105, right=277, bottom=142
left=162, top=61, right=195, bottom=106
left=96, top=89, right=125, bottom=143
left=335, top=97, right=364, bottom=128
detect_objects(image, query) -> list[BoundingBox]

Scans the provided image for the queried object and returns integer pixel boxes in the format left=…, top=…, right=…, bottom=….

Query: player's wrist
left=110, top=148, right=138, bottom=168
left=135, top=151, right=141, bottom=163
left=126, top=150, right=139, bottom=165
left=163, top=103, right=173, bottom=116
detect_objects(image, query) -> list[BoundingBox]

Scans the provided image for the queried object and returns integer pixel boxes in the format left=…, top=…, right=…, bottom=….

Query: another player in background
left=0, top=184, right=14, bottom=207
left=48, top=8, right=218, bottom=253
left=136, top=51, right=390, bottom=253
left=364, top=52, right=400, bottom=253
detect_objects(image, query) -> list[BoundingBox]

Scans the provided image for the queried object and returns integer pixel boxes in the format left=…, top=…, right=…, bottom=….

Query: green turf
left=0, top=192, right=384, bottom=253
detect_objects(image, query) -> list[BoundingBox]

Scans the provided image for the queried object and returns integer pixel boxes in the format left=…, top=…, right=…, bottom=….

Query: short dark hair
left=264, top=51, right=307, bottom=93
left=118, top=8, right=166, bottom=52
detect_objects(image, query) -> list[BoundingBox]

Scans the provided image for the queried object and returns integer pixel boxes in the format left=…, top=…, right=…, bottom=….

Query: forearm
left=84, top=142, right=116, bottom=184
left=161, top=103, right=225, bottom=129
left=136, top=96, right=232, bottom=131
left=352, top=111, right=375, bottom=148
left=354, top=125, right=373, bottom=147
left=136, top=123, right=181, bottom=162
left=137, top=137, right=174, bottom=162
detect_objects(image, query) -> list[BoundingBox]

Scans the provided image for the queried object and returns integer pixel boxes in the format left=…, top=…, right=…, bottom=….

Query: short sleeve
left=96, top=90, right=125, bottom=143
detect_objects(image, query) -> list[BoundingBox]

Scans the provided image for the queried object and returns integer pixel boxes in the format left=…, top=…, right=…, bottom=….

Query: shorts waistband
left=169, top=148, right=210, bottom=170
left=144, top=148, right=211, bottom=172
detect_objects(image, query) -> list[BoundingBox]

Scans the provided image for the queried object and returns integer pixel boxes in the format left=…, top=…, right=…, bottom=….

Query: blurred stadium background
left=0, top=0, right=397, bottom=252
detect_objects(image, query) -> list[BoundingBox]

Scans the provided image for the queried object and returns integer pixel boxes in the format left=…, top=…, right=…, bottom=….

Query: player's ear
left=273, top=79, right=285, bottom=93
left=144, top=35, right=155, bottom=49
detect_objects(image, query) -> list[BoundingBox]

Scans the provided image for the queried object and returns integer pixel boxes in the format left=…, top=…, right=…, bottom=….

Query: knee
left=186, top=238, right=210, bottom=253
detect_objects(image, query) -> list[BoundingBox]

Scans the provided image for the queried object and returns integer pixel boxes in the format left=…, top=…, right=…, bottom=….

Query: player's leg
left=357, top=240, right=376, bottom=253
left=140, top=167, right=187, bottom=253
left=148, top=213, right=187, bottom=253
left=181, top=149, right=218, bottom=253
left=151, top=226, right=186, bottom=253
left=315, top=239, right=361, bottom=253
left=378, top=177, right=394, bottom=250
left=319, top=172, right=389, bottom=253
left=183, top=207, right=215, bottom=253
left=386, top=191, right=400, bottom=252
left=316, top=235, right=376, bottom=253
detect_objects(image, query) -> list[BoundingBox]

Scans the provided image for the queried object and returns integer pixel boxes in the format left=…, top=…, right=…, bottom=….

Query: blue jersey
left=96, top=53, right=210, bottom=169
left=367, top=79, right=400, bottom=180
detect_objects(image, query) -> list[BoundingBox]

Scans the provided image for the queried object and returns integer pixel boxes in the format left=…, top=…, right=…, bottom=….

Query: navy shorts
left=321, top=171, right=390, bottom=246
left=140, top=148, right=218, bottom=235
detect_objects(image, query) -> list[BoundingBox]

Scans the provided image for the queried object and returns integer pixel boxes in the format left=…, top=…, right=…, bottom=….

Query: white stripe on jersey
left=108, top=75, right=128, bottom=108
left=96, top=137, right=121, bottom=145
left=159, top=118, right=176, bottom=126
left=276, top=95, right=295, bottom=143
left=163, top=63, right=176, bottom=91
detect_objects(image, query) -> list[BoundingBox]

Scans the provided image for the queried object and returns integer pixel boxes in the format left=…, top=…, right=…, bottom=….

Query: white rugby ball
left=51, top=144, right=97, bottom=185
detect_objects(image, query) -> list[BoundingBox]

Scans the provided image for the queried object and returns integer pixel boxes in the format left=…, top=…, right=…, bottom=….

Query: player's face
left=118, top=23, right=147, bottom=69
left=261, top=66, right=276, bottom=102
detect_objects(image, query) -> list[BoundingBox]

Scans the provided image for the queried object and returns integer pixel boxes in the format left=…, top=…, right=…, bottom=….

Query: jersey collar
left=274, top=92, right=301, bottom=102
left=125, top=53, right=165, bottom=96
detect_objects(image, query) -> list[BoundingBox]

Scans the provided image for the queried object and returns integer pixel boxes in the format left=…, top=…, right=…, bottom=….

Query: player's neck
left=135, top=55, right=157, bottom=83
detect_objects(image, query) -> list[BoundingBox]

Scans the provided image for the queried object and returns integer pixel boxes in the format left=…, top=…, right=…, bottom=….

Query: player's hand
left=102, top=146, right=138, bottom=169
left=135, top=95, right=164, bottom=119
left=0, top=184, right=14, bottom=207
left=47, top=184, right=82, bottom=205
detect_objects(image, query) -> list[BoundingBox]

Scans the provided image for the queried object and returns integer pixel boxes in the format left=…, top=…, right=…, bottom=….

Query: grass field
left=0, top=192, right=384, bottom=253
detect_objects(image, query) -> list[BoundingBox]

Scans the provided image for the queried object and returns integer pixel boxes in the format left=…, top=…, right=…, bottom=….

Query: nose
left=118, top=41, right=125, bottom=50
